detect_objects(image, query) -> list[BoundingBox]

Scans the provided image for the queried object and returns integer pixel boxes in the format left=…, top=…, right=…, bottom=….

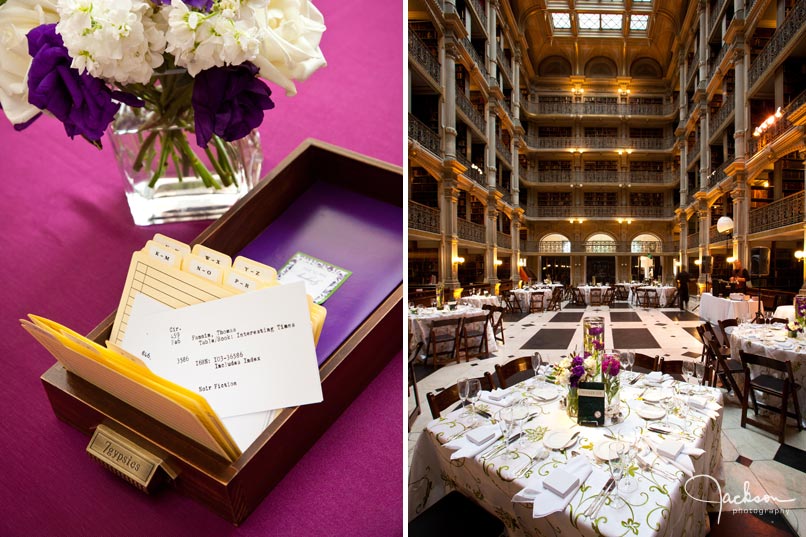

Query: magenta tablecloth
left=0, top=0, right=403, bottom=534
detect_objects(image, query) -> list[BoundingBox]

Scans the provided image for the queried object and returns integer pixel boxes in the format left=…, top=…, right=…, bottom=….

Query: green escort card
left=578, top=382, right=605, bottom=426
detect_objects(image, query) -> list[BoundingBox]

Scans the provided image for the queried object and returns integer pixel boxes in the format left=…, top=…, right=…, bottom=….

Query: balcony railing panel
left=748, top=0, right=806, bottom=89
left=497, top=187, right=511, bottom=205
left=497, top=231, right=512, bottom=249
left=468, top=0, right=487, bottom=29
left=748, top=116, right=792, bottom=156
left=408, top=31, right=440, bottom=83
left=686, top=232, right=700, bottom=249
left=707, top=159, right=732, bottom=188
left=461, top=37, right=487, bottom=79
left=456, top=153, right=486, bottom=186
left=583, top=137, right=620, bottom=149
left=408, top=113, right=441, bottom=156
left=629, top=137, right=675, bottom=150
left=497, top=46, right=512, bottom=83
left=629, top=171, right=675, bottom=184
left=524, top=100, right=676, bottom=117
left=456, top=91, right=486, bottom=135
left=749, top=191, right=805, bottom=234
left=708, top=46, right=728, bottom=81
left=525, top=206, right=572, bottom=218
left=709, top=97, right=734, bottom=136
left=409, top=201, right=441, bottom=234
left=583, top=170, right=619, bottom=183
left=458, top=219, right=486, bottom=243
left=496, top=138, right=512, bottom=162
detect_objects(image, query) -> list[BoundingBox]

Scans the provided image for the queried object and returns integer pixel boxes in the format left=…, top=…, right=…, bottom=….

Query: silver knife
left=591, top=478, right=617, bottom=518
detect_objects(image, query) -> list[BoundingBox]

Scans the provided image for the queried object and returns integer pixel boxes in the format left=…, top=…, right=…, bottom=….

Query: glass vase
left=566, top=387, right=579, bottom=418
left=605, top=386, right=621, bottom=423
left=583, top=316, right=605, bottom=377
left=109, top=105, right=262, bottom=226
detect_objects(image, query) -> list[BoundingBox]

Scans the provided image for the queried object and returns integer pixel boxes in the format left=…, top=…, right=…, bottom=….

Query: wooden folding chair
left=485, top=305, right=505, bottom=345
left=717, top=318, right=738, bottom=350
left=425, top=375, right=495, bottom=419
left=704, top=331, right=744, bottom=399
left=589, top=288, right=603, bottom=307
left=408, top=341, right=424, bottom=428
left=494, top=356, right=537, bottom=389
left=529, top=292, right=545, bottom=313
left=632, top=352, right=660, bottom=373
left=635, top=288, right=649, bottom=308
left=501, top=291, right=518, bottom=313
left=739, top=350, right=803, bottom=443
left=426, top=317, right=462, bottom=369
left=546, top=287, right=563, bottom=311
left=659, top=358, right=685, bottom=382
left=459, top=314, right=489, bottom=360
left=602, top=287, right=615, bottom=306
left=645, top=288, right=660, bottom=308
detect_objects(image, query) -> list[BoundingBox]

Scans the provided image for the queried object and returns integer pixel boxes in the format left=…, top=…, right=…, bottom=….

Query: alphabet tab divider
left=152, top=233, right=192, bottom=255
left=191, top=243, right=232, bottom=268
left=183, top=254, right=225, bottom=285
left=232, top=256, right=277, bottom=282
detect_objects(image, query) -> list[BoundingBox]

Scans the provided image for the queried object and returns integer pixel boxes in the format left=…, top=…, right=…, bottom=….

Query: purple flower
left=192, top=62, right=275, bottom=147
left=592, top=339, right=604, bottom=351
left=25, top=24, right=120, bottom=142
left=587, top=326, right=604, bottom=336
left=602, top=357, right=620, bottom=377
left=571, top=355, right=584, bottom=367
left=152, top=0, right=213, bottom=10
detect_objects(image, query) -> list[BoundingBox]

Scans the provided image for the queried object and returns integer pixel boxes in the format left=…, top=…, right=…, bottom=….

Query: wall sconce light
left=694, top=259, right=702, bottom=266
left=569, top=218, right=585, bottom=224
left=726, top=256, right=736, bottom=264
left=494, top=259, right=503, bottom=266
left=625, top=149, right=633, bottom=155
left=795, top=250, right=805, bottom=261
left=762, top=180, right=769, bottom=188
left=753, top=107, right=784, bottom=137
left=452, top=256, right=465, bottom=265
left=572, top=86, right=584, bottom=95
left=518, top=258, right=526, bottom=267
left=618, top=87, right=631, bottom=97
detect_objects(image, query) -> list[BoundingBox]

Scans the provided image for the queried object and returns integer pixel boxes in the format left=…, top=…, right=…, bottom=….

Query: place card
left=122, top=282, right=323, bottom=419
left=277, top=252, right=351, bottom=304
left=578, top=382, right=605, bottom=426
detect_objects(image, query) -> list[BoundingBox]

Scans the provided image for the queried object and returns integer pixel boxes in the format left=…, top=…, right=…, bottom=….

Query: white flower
left=0, top=0, right=59, bottom=125
left=583, top=357, right=597, bottom=372
left=557, top=369, right=571, bottom=386
left=248, top=0, right=326, bottom=96
left=558, top=357, right=571, bottom=369
left=165, top=0, right=259, bottom=77
left=55, top=0, right=166, bottom=85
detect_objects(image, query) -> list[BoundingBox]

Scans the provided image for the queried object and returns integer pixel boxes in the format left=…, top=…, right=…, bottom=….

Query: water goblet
left=607, top=441, right=627, bottom=510
left=531, top=352, right=543, bottom=388
left=615, top=442, right=638, bottom=496
left=457, top=377, right=470, bottom=416
left=467, top=378, right=482, bottom=425
left=662, top=392, right=676, bottom=426
left=627, top=351, right=636, bottom=373
left=683, top=361, right=696, bottom=386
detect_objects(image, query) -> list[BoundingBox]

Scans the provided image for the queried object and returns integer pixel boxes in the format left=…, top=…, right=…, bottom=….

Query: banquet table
left=0, top=1, right=402, bottom=534
left=729, top=323, right=806, bottom=423
left=409, top=376, right=724, bottom=536
left=460, top=295, right=501, bottom=309
left=698, top=292, right=763, bottom=324
left=512, top=288, right=554, bottom=312
left=409, top=306, right=498, bottom=353
left=634, top=286, right=676, bottom=307
left=577, top=285, right=612, bottom=305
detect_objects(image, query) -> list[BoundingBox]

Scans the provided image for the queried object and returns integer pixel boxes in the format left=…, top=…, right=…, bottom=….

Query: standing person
left=730, top=259, right=750, bottom=293
left=675, top=268, right=690, bottom=311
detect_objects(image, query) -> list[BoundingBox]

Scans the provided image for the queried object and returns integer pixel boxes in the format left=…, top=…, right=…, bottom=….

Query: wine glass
left=627, top=351, right=636, bottom=374
left=457, top=377, right=470, bottom=415
left=683, top=361, right=696, bottom=386
left=662, top=392, right=676, bottom=427
left=615, top=442, right=638, bottom=496
left=607, top=441, right=628, bottom=510
left=498, top=407, right=516, bottom=460
left=531, top=352, right=543, bottom=387
left=467, top=378, right=482, bottom=424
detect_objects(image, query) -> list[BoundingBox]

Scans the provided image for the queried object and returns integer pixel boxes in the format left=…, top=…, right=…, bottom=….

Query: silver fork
left=583, top=477, right=614, bottom=517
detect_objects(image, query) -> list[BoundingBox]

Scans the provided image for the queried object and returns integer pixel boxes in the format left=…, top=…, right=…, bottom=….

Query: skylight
left=630, top=14, right=649, bottom=30
left=547, top=1, right=652, bottom=36
left=552, top=12, right=572, bottom=29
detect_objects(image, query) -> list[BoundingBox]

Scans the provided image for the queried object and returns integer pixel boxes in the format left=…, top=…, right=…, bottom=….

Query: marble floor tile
left=750, top=460, right=806, bottom=509
left=721, top=431, right=739, bottom=462
left=720, top=461, right=779, bottom=513
left=782, top=508, right=806, bottom=536
left=723, top=427, right=783, bottom=461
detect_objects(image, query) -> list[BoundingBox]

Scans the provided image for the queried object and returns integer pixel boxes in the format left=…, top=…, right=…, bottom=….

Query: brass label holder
left=86, top=424, right=176, bottom=493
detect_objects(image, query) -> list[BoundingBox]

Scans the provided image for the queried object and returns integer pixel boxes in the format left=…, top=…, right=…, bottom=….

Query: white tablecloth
left=730, top=324, right=806, bottom=423
left=409, top=377, right=724, bottom=536
left=633, top=286, right=676, bottom=307
left=512, top=289, right=553, bottom=312
left=699, top=293, right=763, bottom=324
left=460, top=295, right=501, bottom=309
left=408, top=307, right=498, bottom=353
left=577, top=285, right=611, bottom=305
left=774, top=305, right=796, bottom=323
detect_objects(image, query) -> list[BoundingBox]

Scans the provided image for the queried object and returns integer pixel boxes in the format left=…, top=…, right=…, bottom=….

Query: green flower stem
left=148, top=132, right=174, bottom=188
left=170, top=150, right=184, bottom=183
left=203, top=144, right=233, bottom=187
left=212, top=136, right=238, bottom=187
left=133, top=131, right=159, bottom=172
left=174, top=131, right=221, bottom=189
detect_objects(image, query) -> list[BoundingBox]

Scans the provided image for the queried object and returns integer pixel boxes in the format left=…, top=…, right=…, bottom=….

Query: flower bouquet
left=601, top=352, right=621, bottom=420
left=0, top=0, right=326, bottom=224
left=554, top=351, right=597, bottom=417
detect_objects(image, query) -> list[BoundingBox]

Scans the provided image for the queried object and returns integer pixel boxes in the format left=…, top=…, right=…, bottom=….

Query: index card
left=122, top=282, right=323, bottom=418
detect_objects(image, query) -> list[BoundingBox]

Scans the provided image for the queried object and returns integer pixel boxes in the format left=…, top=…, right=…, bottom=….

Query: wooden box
left=40, top=140, right=403, bottom=524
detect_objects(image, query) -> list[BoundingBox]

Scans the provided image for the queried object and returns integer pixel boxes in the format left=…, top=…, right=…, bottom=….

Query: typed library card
left=122, top=282, right=323, bottom=418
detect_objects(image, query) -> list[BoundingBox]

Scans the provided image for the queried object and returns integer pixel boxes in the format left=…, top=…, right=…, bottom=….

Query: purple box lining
left=238, top=181, right=402, bottom=365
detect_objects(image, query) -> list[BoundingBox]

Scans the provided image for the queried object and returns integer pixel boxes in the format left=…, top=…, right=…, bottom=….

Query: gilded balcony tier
left=409, top=114, right=442, bottom=158
left=409, top=201, right=441, bottom=235
left=525, top=134, right=675, bottom=151
left=749, top=191, right=805, bottom=235
left=748, top=0, right=806, bottom=94
left=524, top=206, right=675, bottom=219
left=517, top=240, right=678, bottom=255
left=408, top=31, right=440, bottom=86
left=523, top=100, right=676, bottom=118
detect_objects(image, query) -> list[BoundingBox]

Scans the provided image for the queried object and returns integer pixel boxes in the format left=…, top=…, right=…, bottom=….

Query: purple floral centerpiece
left=601, top=351, right=622, bottom=421
left=555, top=350, right=598, bottom=418
left=0, top=0, right=327, bottom=224
left=582, top=316, right=605, bottom=378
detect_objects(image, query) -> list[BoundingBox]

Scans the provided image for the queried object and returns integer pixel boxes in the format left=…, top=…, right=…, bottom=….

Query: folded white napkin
left=512, top=455, right=594, bottom=518
left=686, top=396, right=720, bottom=419
left=480, top=390, right=517, bottom=407
left=644, top=438, right=704, bottom=476
left=443, top=424, right=501, bottom=460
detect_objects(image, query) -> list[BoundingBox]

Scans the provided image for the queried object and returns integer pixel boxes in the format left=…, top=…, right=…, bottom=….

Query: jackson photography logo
left=684, top=474, right=796, bottom=523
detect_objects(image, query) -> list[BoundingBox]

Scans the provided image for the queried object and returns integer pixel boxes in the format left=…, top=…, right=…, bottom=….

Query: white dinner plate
left=634, top=404, right=666, bottom=420
left=593, top=441, right=622, bottom=461
left=543, top=430, right=579, bottom=450
left=642, top=389, right=666, bottom=403
left=531, top=386, right=560, bottom=402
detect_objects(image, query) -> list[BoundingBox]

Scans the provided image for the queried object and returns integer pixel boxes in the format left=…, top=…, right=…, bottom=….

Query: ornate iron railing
left=709, top=97, right=734, bottom=136
left=458, top=218, right=486, bottom=243
left=709, top=0, right=724, bottom=36
left=687, top=138, right=701, bottom=167
left=496, top=138, right=512, bottom=162
left=707, top=158, right=732, bottom=188
left=747, top=115, right=792, bottom=156
left=629, top=137, right=676, bottom=150
left=748, top=0, right=806, bottom=89
left=408, top=114, right=441, bottom=156
left=468, top=0, right=487, bottom=29
left=785, top=89, right=806, bottom=117
left=749, top=191, right=805, bottom=233
left=497, top=186, right=512, bottom=205
left=525, top=206, right=572, bottom=218
left=408, top=31, right=440, bottom=83
left=456, top=90, right=486, bottom=135
left=497, top=46, right=512, bottom=83
left=456, top=153, right=486, bottom=186
left=461, top=37, right=487, bottom=79
left=524, top=100, right=676, bottom=117
left=708, top=45, right=728, bottom=82
left=687, top=232, right=700, bottom=249
left=497, top=231, right=512, bottom=249
left=409, top=201, right=440, bottom=234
